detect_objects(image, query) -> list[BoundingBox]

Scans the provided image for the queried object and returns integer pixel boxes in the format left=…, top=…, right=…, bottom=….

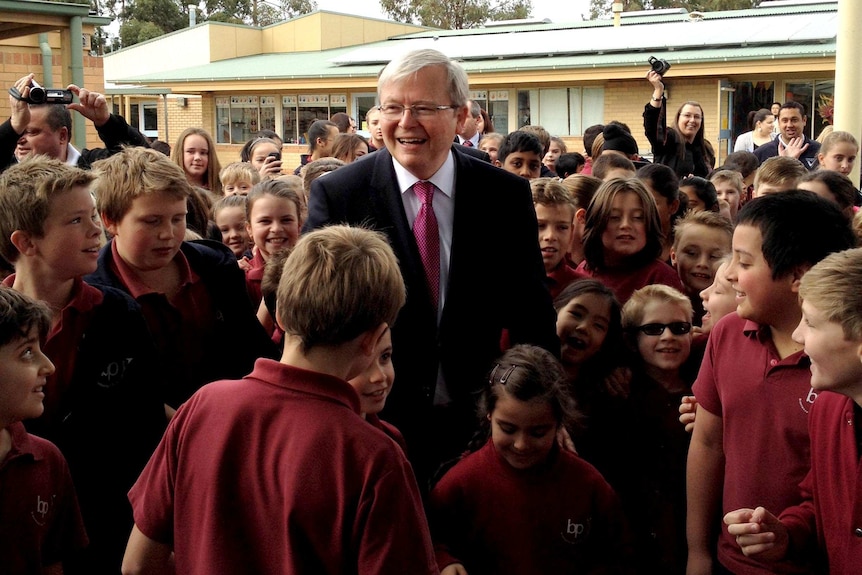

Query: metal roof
left=110, top=1, right=838, bottom=85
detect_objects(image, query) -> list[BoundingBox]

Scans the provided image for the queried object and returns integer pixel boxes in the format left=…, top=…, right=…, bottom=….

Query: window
left=128, top=102, right=158, bottom=138
left=785, top=80, right=834, bottom=140
left=517, top=87, right=604, bottom=136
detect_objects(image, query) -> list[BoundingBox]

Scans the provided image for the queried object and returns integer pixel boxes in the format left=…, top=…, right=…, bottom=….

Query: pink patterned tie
left=412, top=181, right=440, bottom=308
left=463, top=139, right=473, bottom=147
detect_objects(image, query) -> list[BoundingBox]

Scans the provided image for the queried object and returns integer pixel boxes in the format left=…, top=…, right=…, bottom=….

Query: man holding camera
left=0, top=73, right=149, bottom=173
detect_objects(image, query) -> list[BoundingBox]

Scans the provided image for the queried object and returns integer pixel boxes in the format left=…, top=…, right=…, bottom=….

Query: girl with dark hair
left=644, top=69, right=715, bottom=178
left=733, top=108, right=775, bottom=153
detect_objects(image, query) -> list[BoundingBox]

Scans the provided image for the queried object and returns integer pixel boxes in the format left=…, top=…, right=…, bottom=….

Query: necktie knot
left=414, top=180, right=435, bottom=204
left=463, top=139, right=474, bottom=147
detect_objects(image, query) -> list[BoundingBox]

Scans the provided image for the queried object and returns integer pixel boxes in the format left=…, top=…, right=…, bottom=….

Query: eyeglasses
left=378, top=103, right=459, bottom=120
left=636, top=322, right=692, bottom=336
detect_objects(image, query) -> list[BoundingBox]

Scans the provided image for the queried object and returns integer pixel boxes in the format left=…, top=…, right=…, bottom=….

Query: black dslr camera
left=8, top=79, right=73, bottom=105
left=648, top=56, right=671, bottom=77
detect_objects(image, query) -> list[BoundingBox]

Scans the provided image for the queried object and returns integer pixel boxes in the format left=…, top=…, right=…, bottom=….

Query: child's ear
left=669, top=246, right=678, bottom=267
left=359, top=322, right=389, bottom=358
left=10, top=230, right=36, bottom=256
left=574, top=208, right=586, bottom=225
left=789, top=265, right=811, bottom=293
left=101, top=213, right=119, bottom=237
left=669, top=198, right=681, bottom=217
left=493, top=159, right=502, bottom=168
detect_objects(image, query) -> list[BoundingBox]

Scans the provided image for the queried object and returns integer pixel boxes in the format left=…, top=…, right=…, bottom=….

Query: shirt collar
left=391, top=150, right=456, bottom=200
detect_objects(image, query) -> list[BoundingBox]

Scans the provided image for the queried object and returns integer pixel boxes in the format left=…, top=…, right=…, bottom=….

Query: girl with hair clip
left=644, top=69, right=715, bottom=178
left=172, top=127, right=223, bottom=196
left=428, top=344, right=633, bottom=575
left=243, top=137, right=283, bottom=180
left=575, top=178, right=685, bottom=305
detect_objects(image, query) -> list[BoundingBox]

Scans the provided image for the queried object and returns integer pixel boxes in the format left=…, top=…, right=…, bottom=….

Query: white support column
left=834, top=0, right=862, bottom=187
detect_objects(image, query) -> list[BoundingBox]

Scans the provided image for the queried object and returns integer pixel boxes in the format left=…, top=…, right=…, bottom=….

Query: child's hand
left=259, top=156, right=283, bottom=179
left=603, top=366, right=632, bottom=398
left=238, top=257, right=253, bottom=272
left=441, top=563, right=468, bottom=575
left=724, top=506, right=789, bottom=562
left=679, top=395, right=697, bottom=433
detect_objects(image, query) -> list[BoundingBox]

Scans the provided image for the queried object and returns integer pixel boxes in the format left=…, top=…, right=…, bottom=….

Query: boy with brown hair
left=752, top=156, right=807, bottom=197
left=0, top=157, right=165, bottom=574
left=85, top=147, right=277, bottom=409
left=122, top=225, right=437, bottom=575
left=724, top=247, right=862, bottom=573
left=530, top=177, right=584, bottom=298
left=686, top=191, right=856, bottom=575
left=0, top=286, right=88, bottom=575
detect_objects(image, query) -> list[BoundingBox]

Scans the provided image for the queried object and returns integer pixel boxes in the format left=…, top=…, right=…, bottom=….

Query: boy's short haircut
left=753, top=156, right=807, bottom=192
left=555, top=152, right=585, bottom=178
left=498, top=131, right=543, bottom=164
left=219, top=162, right=261, bottom=187
left=212, top=193, right=248, bottom=219
left=799, top=247, right=862, bottom=342
left=301, top=157, right=345, bottom=196
left=736, top=190, right=857, bottom=280
left=92, top=147, right=193, bottom=223
left=261, top=245, right=292, bottom=319
left=276, top=225, right=406, bottom=351
left=561, top=173, right=602, bottom=209
left=0, top=285, right=51, bottom=347
left=621, top=284, right=693, bottom=331
left=0, top=156, right=95, bottom=263
left=583, top=124, right=605, bottom=157
left=722, top=151, right=759, bottom=180
left=246, top=179, right=305, bottom=222
left=591, top=153, right=636, bottom=181
left=530, top=177, right=576, bottom=214
left=672, top=209, right=733, bottom=252
left=518, top=125, right=550, bottom=155
left=800, top=170, right=858, bottom=213
left=709, top=169, right=744, bottom=192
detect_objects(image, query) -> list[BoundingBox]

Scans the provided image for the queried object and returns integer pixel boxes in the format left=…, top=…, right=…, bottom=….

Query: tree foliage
left=202, top=0, right=318, bottom=26
left=588, top=0, right=768, bottom=19
left=380, top=0, right=533, bottom=29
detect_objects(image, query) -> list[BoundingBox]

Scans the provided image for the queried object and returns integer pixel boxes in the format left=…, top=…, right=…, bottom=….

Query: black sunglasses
left=637, top=322, right=692, bottom=336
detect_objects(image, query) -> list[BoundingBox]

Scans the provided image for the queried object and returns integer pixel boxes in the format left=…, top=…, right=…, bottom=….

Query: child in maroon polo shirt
left=0, top=158, right=165, bottom=574
left=84, top=147, right=278, bottom=410
left=724, top=247, right=862, bottom=573
left=686, top=191, right=856, bottom=575
left=0, top=287, right=87, bottom=575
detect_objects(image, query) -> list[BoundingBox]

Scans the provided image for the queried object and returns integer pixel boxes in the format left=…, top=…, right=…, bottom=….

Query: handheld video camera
left=648, top=56, right=672, bottom=77
left=8, top=79, right=73, bottom=105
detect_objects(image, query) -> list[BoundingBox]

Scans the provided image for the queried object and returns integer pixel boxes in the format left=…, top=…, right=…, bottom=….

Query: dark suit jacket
left=304, top=146, right=558, bottom=448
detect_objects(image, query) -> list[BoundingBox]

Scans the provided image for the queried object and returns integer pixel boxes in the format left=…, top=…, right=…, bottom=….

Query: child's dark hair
left=736, top=190, right=857, bottom=280
left=477, top=344, right=578, bottom=428
left=555, top=152, right=586, bottom=178
left=680, top=176, right=719, bottom=212
left=800, top=170, right=858, bottom=215
left=0, top=286, right=51, bottom=347
left=498, top=131, right=543, bottom=163
left=636, top=162, right=680, bottom=206
left=591, top=153, right=636, bottom=181
left=553, top=278, right=623, bottom=380
left=583, top=124, right=604, bottom=158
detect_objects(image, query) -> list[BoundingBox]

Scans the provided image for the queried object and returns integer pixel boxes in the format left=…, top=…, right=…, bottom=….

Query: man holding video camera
left=0, top=73, right=149, bottom=173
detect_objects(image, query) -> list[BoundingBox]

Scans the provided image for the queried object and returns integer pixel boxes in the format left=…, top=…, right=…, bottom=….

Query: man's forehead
left=779, top=109, right=803, bottom=120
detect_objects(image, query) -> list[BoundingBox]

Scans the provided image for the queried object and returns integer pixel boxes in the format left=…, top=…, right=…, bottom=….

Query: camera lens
left=29, top=87, right=47, bottom=105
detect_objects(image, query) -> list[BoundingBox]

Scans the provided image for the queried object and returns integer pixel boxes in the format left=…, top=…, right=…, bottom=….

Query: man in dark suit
left=304, top=48, right=558, bottom=490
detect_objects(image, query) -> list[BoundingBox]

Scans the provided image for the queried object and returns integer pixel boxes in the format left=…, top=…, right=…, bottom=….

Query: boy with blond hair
left=219, top=161, right=260, bottom=196
left=708, top=169, right=744, bottom=220
left=752, top=156, right=807, bottom=197
left=0, top=286, right=88, bottom=574
left=122, top=225, right=437, bottom=575
left=0, top=157, right=165, bottom=574
left=724, top=247, right=862, bottom=573
left=85, top=147, right=276, bottom=409
left=530, top=177, right=584, bottom=298
left=686, top=191, right=856, bottom=575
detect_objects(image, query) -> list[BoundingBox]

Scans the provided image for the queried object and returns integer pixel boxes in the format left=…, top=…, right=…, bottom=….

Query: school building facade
left=102, top=0, right=840, bottom=170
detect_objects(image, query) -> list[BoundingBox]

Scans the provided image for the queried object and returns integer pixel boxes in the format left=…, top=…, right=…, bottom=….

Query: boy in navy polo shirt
left=85, top=147, right=277, bottom=410
left=686, top=191, right=856, bottom=575
left=0, top=158, right=165, bottom=574
left=724, top=247, right=862, bottom=573
left=0, top=286, right=87, bottom=575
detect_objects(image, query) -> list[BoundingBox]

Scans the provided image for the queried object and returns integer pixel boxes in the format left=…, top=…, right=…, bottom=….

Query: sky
left=312, top=0, right=594, bottom=23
